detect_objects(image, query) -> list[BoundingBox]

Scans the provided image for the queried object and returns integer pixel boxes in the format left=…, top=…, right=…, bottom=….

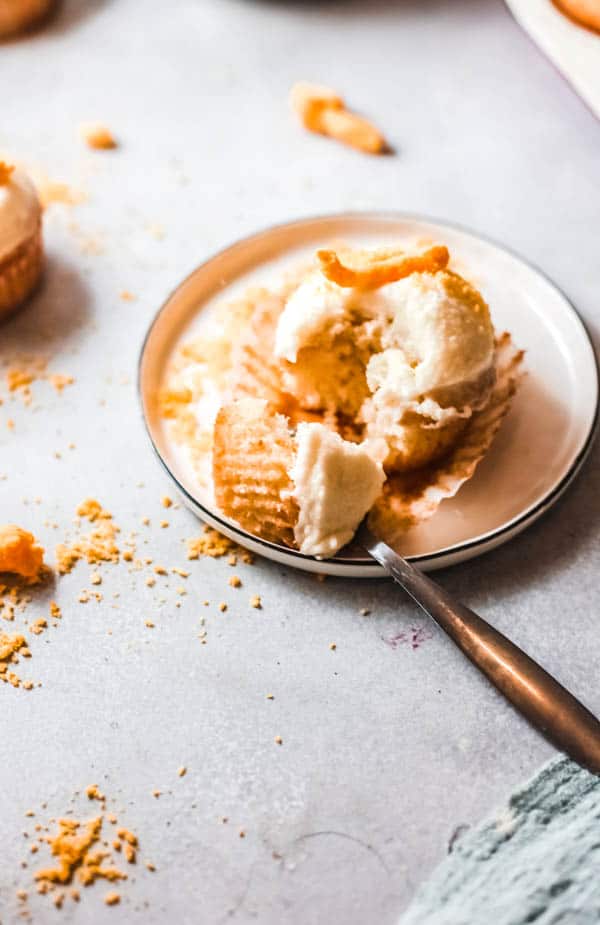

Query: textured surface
left=0, top=1, right=599, bottom=923
left=400, top=758, right=600, bottom=924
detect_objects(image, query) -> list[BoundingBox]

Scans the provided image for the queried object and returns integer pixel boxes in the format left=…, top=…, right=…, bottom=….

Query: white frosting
left=364, top=272, right=494, bottom=400
left=289, top=422, right=384, bottom=557
left=274, top=272, right=357, bottom=361
left=0, top=168, right=40, bottom=261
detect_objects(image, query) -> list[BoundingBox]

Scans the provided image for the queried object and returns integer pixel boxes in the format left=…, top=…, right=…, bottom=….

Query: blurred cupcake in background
left=0, top=0, right=56, bottom=38
left=0, top=163, right=44, bottom=320
left=552, top=0, right=600, bottom=32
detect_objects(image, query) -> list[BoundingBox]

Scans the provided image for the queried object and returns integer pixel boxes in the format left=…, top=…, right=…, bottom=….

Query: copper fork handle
left=360, top=525, right=600, bottom=774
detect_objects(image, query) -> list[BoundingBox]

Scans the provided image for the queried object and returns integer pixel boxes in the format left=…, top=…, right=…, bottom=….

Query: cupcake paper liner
left=0, top=223, right=43, bottom=319
left=368, top=332, right=525, bottom=546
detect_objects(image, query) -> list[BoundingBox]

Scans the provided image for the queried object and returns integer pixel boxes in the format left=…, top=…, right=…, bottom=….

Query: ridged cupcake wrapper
left=368, top=332, right=525, bottom=545
left=0, top=223, right=43, bottom=319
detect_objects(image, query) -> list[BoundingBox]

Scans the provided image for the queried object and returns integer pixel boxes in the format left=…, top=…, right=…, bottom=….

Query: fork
left=358, top=523, right=600, bottom=773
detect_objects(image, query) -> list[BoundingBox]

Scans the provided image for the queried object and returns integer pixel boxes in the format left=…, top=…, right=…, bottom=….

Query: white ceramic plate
left=138, top=213, right=598, bottom=577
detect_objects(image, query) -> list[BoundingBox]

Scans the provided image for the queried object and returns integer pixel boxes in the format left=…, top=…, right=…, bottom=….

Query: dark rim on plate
left=137, top=211, right=600, bottom=569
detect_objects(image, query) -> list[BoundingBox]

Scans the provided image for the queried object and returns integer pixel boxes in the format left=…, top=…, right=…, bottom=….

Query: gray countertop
left=1, top=1, right=599, bottom=922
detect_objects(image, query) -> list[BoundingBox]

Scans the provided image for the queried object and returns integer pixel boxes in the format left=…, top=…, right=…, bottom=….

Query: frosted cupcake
left=0, top=163, right=43, bottom=320
left=274, top=245, right=496, bottom=472
left=0, top=0, right=55, bottom=37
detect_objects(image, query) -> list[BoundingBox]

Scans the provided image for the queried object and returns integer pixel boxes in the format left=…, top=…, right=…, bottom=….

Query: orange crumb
left=239, top=830, right=246, bottom=839
left=0, top=525, right=44, bottom=580
left=228, top=575, right=242, bottom=588
left=79, top=122, right=118, bottom=150
left=187, top=527, right=237, bottom=560
left=123, top=844, right=136, bottom=864
left=56, top=500, right=120, bottom=574
left=0, top=631, right=27, bottom=661
left=266, top=694, right=274, bottom=700
left=290, top=81, right=388, bottom=154
left=116, top=828, right=137, bottom=847
left=144, top=620, right=155, bottom=628
left=16, top=888, right=27, bottom=900
left=90, top=572, right=102, bottom=586
left=7, top=368, right=34, bottom=391
left=218, top=602, right=227, bottom=612
left=49, top=374, right=74, bottom=392
left=106, top=813, right=117, bottom=824
left=53, top=891, right=65, bottom=908
left=250, top=595, right=261, bottom=609
left=104, top=891, right=120, bottom=906
left=71, top=888, right=80, bottom=901
left=153, top=565, right=167, bottom=576
left=86, top=784, right=105, bottom=802
left=0, top=161, right=15, bottom=185
left=30, top=618, right=47, bottom=636
left=171, top=567, right=189, bottom=578
left=329, top=642, right=337, bottom=651
left=274, top=736, right=283, bottom=745
left=50, top=602, right=61, bottom=619
left=78, top=591, right=90, bottom=604
left=152, top=790, right=161, bottom=799
left=177, top=766, right=187, bottom=778
left=119, top=290, right=136, bottom=302
left=145, top=861, right=156, bottom=872
left=161, top=496, right=173, bottom=508
left=34, top=814, right=128, bottom=897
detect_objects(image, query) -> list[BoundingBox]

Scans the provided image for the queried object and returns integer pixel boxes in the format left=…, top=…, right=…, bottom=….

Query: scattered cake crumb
left=274, top=736, right=283, bottom=745
left=329, top=642, right=337, bottom=651
left=104, top=891, right=120, bottom=906
left=218, top=602, right=227, bottom=612
left=187, top=527, right=237, bottom=560
left=79, top=122, right=118, bottom=150
left=250, top=595, right=261, bottom=609
left=228, top=575, right=242, bottom=588
left=56, top=500, right=120, bottom=574
left=161, top=496, right=172, bottom=508
left=86, top=784, right=105, bottom=802
left=30, top=618, right=47, bottom=636
left=177, top=766, right=187, bottom=778
left=0, top=525, right=44, bottom=580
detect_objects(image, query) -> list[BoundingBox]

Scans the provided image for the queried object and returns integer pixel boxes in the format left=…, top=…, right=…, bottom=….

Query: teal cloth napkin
left=400, top=758, right=600, bottom=925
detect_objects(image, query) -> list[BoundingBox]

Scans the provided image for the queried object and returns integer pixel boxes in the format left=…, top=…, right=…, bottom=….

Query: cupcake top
left=365, top=269, right=494, bottom=402
left=0, top=164, right=41, bottom=262
left=274, top=248, right=495, bottom=408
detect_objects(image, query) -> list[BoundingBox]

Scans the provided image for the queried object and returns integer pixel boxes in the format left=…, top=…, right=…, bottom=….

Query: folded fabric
left=400, top=757, right=600, bottom=925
